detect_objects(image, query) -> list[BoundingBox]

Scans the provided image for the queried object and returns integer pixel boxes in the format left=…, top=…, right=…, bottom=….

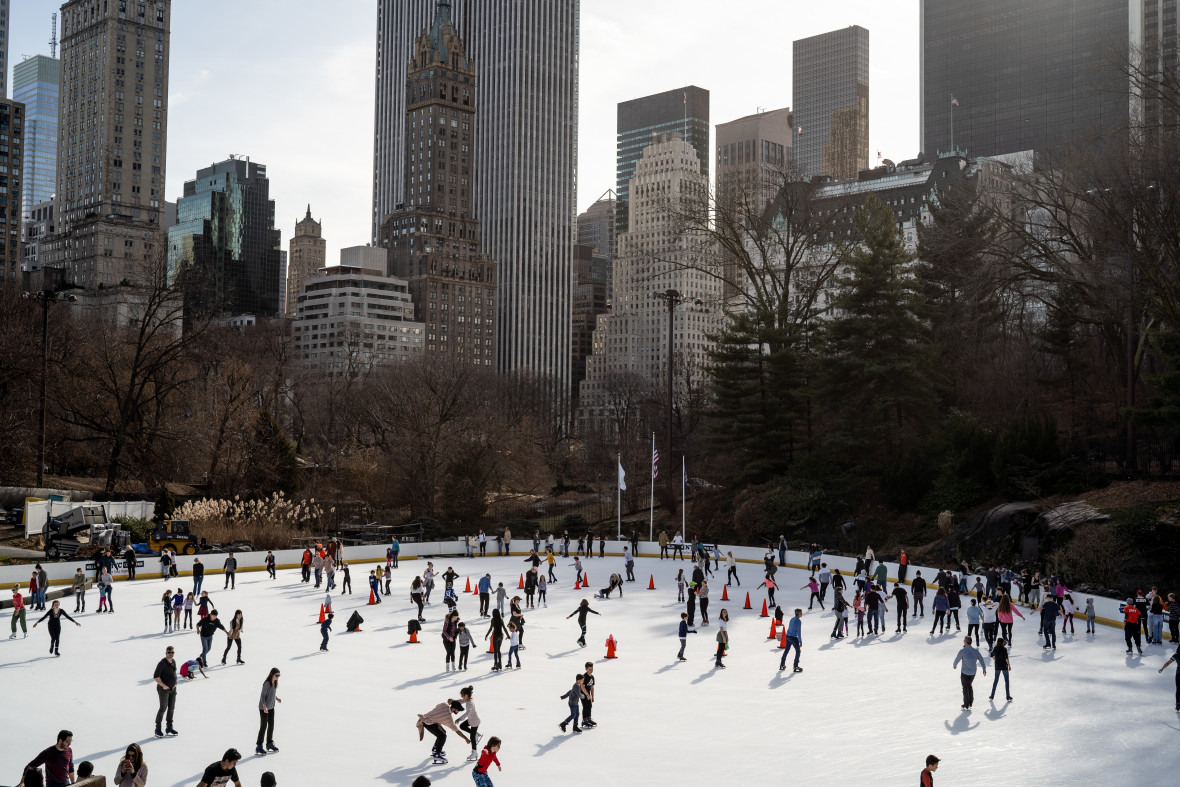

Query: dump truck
left=42, top=504, right=130, bottom=559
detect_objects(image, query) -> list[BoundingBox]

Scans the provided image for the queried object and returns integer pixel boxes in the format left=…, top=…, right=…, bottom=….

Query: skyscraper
left=55, top=0, right=171, bottom=289
left=0, top=98, right=24, bottom=291
left=286, top=206, right=326, bottom=319
left=920, top=0, right=1130, bottom=158
left=577, top=190, right=617, bottom=262
left=380, top=0, right=497, bottom=366
left=616, top=87, right=709, bottom=237
left=0, top=2, right=9, bottom=98
left=579, top=134, right=723, bottom=416
left=168, top=156, right=282, bottom=318
left=372, top=0, right=578, bottom=384
left=14, top=55, right=61, bottom=219
left=793, top=26, right=869, bottom=179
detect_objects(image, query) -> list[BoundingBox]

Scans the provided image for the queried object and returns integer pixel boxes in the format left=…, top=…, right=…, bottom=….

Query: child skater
left=457, top=622, right=473, bottom=671
left=537, top=575, right=548, bottom=607
left=559, top=674, right=588, bottom=733
left=161, top=590, right=173, bottom=632
left=471, top=736, right=502, bottom=786
left=1084, top=597, right=1096, bottom=634
left=676, top=569, right=686, bottom=602
left=183, top=592, right=194, bottom=629
left=506, top=623, right=521, bottom=669
left=457, top=686, right=483, bottom=762
left=172, top=588, right=183, bottom=629
left=801, top=576, right=824, bottom=610
left=854, top=590, right=866, bottom=637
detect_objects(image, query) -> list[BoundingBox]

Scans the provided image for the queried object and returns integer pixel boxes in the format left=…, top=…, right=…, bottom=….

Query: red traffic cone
left=518, top=573, right=525, bottom=589
left=768, top=619, right=778, bottom=639
left=647, top=574, right=656, bottom=590
left=584, top=571, right=589, bottom=585
left=487, top=637, right=496, bottom=654
left=760, top=599, right=769, bottom=618
left=408, top=629, right=419, bottom=643
left=318, top=604, right=325, bottom=623
left=605, top=634, right=618, bottom=658
left=464, top=577, right=472, bottom=593
left=368, top=588, right=377, bottom=605
left=574, top=577, right=582, bottom=590
left=743, top=592, right=752, bottom=610
left=721, top=585, right=729, bottom=601
left=779, top=629, right=787, bottom=649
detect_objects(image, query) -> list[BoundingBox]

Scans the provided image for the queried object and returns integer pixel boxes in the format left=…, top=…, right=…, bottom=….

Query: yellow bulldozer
left=148, top=519, right=199, bottom=555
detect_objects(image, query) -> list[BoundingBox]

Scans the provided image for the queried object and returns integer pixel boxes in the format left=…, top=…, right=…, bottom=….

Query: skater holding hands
left=417, top=699, right=469, bottom=764
left=559, top=674, right=588, bottom=733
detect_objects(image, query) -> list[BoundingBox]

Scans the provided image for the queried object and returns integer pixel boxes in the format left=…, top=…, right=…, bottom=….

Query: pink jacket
left=997, top=607, right=1024, bottom=624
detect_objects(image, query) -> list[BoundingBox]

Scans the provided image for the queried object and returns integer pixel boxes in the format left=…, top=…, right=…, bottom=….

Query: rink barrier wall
left=0, top=540, right=1170, bottom=640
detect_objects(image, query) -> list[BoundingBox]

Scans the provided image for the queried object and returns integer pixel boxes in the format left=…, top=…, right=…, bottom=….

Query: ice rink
left=3, top=555, right=1177, bottom=786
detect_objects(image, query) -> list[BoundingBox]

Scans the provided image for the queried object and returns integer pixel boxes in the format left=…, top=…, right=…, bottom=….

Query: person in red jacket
left=920, top=754, right=939, bottom=786
left=9, top=584, right=27, bottom=638
left=1124, top=598, right=1143, bottom=655
left=898, top=548, right=910, bottom=583
left=472, top=736, right=502, bottom=786
left=300, top=549, right=312, bottom=583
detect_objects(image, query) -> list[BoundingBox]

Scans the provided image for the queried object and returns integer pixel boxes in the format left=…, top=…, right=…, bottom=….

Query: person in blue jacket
left=779, top=608, right=804, bottom=672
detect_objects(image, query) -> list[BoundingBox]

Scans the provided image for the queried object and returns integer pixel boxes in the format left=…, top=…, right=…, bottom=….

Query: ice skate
left=267, top=743, right=280, bottom=753
left=256, top=746, right=267, bottom=756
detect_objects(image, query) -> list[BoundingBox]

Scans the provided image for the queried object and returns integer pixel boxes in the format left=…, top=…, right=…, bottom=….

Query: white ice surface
left=2, top=556, right=1177, bottom=786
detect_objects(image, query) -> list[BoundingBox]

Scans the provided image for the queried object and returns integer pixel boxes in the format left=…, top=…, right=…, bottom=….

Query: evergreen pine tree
left=817, top=195, right=940, bottom=472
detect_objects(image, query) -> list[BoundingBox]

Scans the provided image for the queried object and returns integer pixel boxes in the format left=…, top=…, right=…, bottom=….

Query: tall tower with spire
left=379, top=0, right=497, bottom=365
left=286, top=205, right=326, bottom=319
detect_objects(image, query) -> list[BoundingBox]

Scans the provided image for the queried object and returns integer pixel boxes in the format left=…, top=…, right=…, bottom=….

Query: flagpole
left=950, top=93, right=954, bottom=154
left=617, top=453, right=622, bottom=540
left=649, top=432, right=655, bottom=542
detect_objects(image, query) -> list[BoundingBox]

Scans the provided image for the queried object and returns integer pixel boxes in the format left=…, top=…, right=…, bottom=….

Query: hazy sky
left=9, top=0, right=919, bottom=264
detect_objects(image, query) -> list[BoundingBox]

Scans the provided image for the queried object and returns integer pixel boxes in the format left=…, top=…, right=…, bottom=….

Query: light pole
left=651, top=289, right=702, bottom=510
left=22, top=289, right=77, bottom=488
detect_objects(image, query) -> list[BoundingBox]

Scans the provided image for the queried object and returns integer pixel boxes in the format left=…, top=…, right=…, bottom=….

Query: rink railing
left=0, top=540, right=1168, bottom=639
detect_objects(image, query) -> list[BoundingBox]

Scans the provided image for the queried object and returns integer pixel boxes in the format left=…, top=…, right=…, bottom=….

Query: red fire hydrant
left=605, top=634, right=618, bottom=659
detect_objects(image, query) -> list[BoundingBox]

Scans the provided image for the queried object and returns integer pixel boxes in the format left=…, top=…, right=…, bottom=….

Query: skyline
left=7, top=0, right=920, bottom=267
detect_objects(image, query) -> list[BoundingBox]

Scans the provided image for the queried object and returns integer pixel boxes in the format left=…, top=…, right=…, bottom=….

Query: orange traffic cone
left=487, top=637, right=495, bottom=654
left=368, top=588, right=377, bottom=605
left=767, top=619, right=778, bottom=639
left=408, top=629, right=419, bottom=643
left=605, top=634, right=618, bottom=658
left=743, top=592, right=752, bottom=610
left=779, top=629, right=787, bottom=649
left=574, top=577, right=582, bottom=590
left=584, top=571, right=589, bottom=585
left=518, top=574, right=525, bottom=589
left=760, top=599, right=769, bottom=617
left=317, top=604, right=325, bottom=623
left=647, top=574, right=656, bottom=590
left=721, top=585, right=729, bottom=601
left=464, top=577, right=472, bottom=593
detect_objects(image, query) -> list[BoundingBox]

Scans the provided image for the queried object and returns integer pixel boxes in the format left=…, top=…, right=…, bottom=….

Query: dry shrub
left=173, top=492, right=332, bottom=551
left=1045, top=522, right=1130, bottom=587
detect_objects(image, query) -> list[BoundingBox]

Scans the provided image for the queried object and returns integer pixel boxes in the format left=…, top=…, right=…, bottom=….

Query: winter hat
left=1126, top=598, right=1134, bottom=605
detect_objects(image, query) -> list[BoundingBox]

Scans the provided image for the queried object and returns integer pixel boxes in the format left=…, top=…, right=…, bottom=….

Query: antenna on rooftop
left=50, top=13, right=58, bottom=59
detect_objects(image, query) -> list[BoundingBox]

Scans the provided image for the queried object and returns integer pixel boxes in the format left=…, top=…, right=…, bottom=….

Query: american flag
left=652, top=439, right=660, bottom=480
left=951, top=96, right=959, bottom=107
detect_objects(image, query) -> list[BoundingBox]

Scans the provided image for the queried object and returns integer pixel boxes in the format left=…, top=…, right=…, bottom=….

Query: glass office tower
left=920, top=0, right=1130, bottom=158
left=793, top=25, right=870, bottom=180
left=13, top=56, right=60, bottom=219
left=168, top=157, right=282, bottom=317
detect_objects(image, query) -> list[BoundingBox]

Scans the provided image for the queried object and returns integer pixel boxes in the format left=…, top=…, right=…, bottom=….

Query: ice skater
left=1085, top=597, right=1097, bottom=634
left=457, top=622, right=473, bottom=670
left=989, top=637, right=1012, bottom=702
left=697, top=580, right=711, bottom=625
left=570, top=557, right=584, bottom=586
left=32, top=601, right=80, bottom=656
left=676, top=569, right=686, bottom=602
left=411, top=578, right=426, bottom=622
left=930, top=588, right=949, bottom=635
left=559, top=674, right=588, bottom=733
left=677, top=612, right=695, bottom=660
left=319, top=612, right=333, bottom=652
left=1157, top=644, right=1180, bottom=712
left=892, top=582, right=909, bottom=633
left=911, top=571, right=927, bottom=617
left=966, top=599, right=982, bottom=646
left=472, top=736, right=502, bottom=786
left=485, top=609, right=506, bottom=671
left=71, top=568, right=86, bottom=614
left=506, top=623, right=522, bottom=669
left=802, top=576, right=823, bottom=610
left=1124, top=599, right=1143, bottom=655
left=714, top=609, right=729, bottom=668
left=537, top=575, right=548, bottom=607
left=725, top=552, right=739, bottom=586
left=368, top=571, right=382, bottom=603
left=443, top=611, right=459, bottom=672
left=161, top=591, right=173, bottom=632
left=255, top=667, right=282, bottom=756
left=831, top=589, right=848, bottom=639
left=457, top=686, right=482, bottom=761
left=494, top=583, right=508, bottom=615
left=478, top=574, right=492, bottom=617
left=764, top=575, right=779, bottom=608
left=953, top=635, right=987, bottom=710
left=996, top=594, right=1023, bottom=644
left=853, top=590, right=866, bottom=637
left=416, top=699, right=469, bottom=764
left=580, top=662, right=597, bottom=726
left=221, top=609, right=244, bottom=665
left=779, top=608, right=803, bottom=672
left=566, top=599, right=600, bottom=648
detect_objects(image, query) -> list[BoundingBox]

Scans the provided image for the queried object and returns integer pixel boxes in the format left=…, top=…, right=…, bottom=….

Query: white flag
left=618, top=460, right=627, bottom=491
